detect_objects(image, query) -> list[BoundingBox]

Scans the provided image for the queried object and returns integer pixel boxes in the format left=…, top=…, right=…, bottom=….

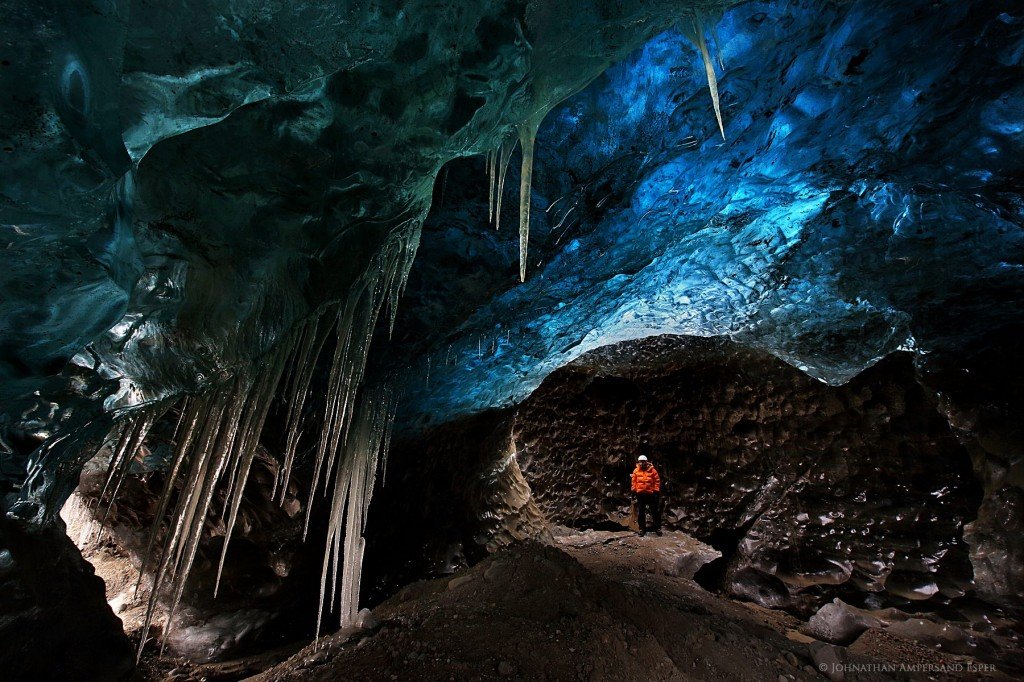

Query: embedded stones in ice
left=806, top=599, right=985, bottom=658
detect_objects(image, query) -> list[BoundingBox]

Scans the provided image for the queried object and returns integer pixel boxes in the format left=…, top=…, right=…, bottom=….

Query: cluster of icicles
left=94, top=228, right=416, bottom=657
left=86, top=12, right=728, bottom=659
left=486, top=13, right=725, bottom=284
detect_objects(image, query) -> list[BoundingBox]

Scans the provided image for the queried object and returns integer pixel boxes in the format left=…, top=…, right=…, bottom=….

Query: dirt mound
left=141, top=530, right=1013, bottom=680
left=257, top=538, right=872, bottom=681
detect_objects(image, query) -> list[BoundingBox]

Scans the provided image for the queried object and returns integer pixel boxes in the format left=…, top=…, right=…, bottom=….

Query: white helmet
left=637, top=455, right=649, bottom=461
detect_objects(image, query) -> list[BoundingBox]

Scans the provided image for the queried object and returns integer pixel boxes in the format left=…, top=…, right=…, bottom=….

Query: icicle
left=97, top=413, right=145, bottom=507
left=277, top=314, right=332, bottom=503
left=137, top=389, right=229, bottom=659
left=98, top=404, right=168, bottom=530
left=487, top=149, right=496, bottom=224
left=711, top=22, right=726, bottom=71
left=215, top=339, right=292, bottom=596
left=134, top=334, right=293, bottom=656
left=379, top=408, right=395, bottom=489
left=134, top=397, right=201, bottom=597
left=495, top=137, right=517, bottom=233
left=123, top=220, right=421, bottom=659
left=687, top=16, right=726, bottom=140
left=517, top=117, right=540, bottom=282
left=161, top=390, right=244, bottom=653
left=304, top=229, right=420, bottom=539
left=315, top=385, right=395, bottom=638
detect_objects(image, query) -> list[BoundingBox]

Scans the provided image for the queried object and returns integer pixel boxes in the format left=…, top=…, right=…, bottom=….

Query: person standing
left=631, top=455, right=662, bottom=536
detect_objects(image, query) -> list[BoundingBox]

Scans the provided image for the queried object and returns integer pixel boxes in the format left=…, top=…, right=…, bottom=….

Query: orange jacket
left=631, top=464, right=661, bottom=494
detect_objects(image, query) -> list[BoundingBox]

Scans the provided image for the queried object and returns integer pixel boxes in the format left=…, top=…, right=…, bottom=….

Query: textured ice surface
left=2, top=0, right=734, bottom=517
left=382, top=0, right=1024, bottom=429
left=2, top=0, right=1024, bottom=633
left=2, top=1, right=745, bottom=657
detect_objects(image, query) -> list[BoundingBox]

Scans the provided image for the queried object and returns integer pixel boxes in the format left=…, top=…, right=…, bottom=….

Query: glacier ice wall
left=2, top=0, right=739, bottom=521
left=382, top=0, right=1024, bottom=430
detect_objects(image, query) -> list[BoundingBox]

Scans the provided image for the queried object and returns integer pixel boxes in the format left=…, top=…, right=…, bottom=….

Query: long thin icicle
left=304, top=229, right=418, bottom=538
left=134, top=333, right=296, bottom=658
left=487, top=149, right=496, bottom=224
left=134, top=396, right=200, bottom=597
left=94, top=404, right=169, bottom=539
left=517, top=118, right=541, bottom=282
left=276, top=315, right=331, bottom=503
left=688, top=15, right=726, bottom=140
left=495, top=137, right=517, bottom=233
left=215, top=339, right=292, bottom=595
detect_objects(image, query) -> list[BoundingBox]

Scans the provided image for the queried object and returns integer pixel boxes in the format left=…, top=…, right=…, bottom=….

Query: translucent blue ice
left=388, top=0, right=1024, bottom=429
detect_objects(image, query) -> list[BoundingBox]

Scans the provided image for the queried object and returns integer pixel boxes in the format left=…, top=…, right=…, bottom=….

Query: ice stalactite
left=95, top=405, right=167, bottom=527
left=316, top=384, right=396, bottom=637
left=494, top=137, right=518, bottom=233
left=486, top=114, right=547, bottom=280
left=132, top=339, right=294, bottom=656
left=86, top=224, right=421, bottom=658
left=303, top=227, right=419, bottom=538
left=685, top=15, right=726, bottom=140
left=275, top=315, right=331, bottom=504
left=487, top=149, right=496, bottom=224
left=517, top=116, right=542, bottom=282
left=710, top=22, right=726, bottom=71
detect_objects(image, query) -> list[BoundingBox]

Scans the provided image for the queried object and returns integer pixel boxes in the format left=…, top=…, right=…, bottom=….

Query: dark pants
left=636, top=492, right=661, bottom=532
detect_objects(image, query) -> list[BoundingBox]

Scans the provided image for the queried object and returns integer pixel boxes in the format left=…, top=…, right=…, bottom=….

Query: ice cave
left=1, top=0, right=1022, bottom=679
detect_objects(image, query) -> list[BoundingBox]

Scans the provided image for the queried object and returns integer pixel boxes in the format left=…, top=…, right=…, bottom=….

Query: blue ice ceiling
left=381, top=0, right=1024, bottom=429
left=3, top=0, right=710, bottom=513
left=1, top=0, right=1022, bottom=503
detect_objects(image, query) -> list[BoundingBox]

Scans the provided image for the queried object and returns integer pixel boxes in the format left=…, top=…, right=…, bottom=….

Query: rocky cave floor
left=123, top=527, right=1022, bottom=681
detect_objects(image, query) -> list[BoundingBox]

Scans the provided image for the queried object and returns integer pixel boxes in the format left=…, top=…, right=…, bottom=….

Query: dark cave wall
left=362, top=410, right=550, bottom=604
left=514, top=336, right=983, bottom=613
left=0, top=517, right=135, bottom=681
left=918, top=324, right=1024, bottom=607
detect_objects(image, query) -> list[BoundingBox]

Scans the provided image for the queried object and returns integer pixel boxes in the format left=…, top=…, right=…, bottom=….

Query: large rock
left=806, top=599, right=882, bottom=644
left=964, top=487, right=1024, bottom=607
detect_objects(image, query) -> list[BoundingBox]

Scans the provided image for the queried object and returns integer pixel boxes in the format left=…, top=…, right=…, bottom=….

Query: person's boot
left=655, top=529, right=663, bottom=536
left=638, top=529, right=646, bottom=536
